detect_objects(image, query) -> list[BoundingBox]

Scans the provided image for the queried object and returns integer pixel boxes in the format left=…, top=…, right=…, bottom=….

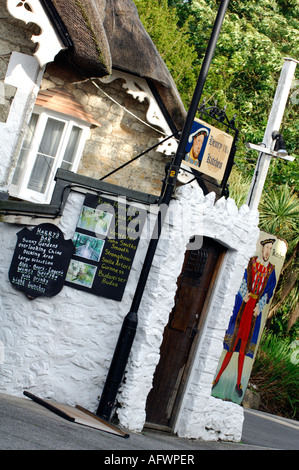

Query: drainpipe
left=96, top=0, right=231, bottom=421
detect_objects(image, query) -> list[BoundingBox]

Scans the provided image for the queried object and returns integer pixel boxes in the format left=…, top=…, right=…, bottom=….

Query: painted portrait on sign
left=212, top=232, right=287, bottom=404
left=184, top=121, right=210, bottom=167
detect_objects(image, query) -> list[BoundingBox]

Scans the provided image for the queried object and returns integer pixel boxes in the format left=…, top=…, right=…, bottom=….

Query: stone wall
left=0, top=0, right=37, bottom=57
left=0, top=0, right=38, bottom=124
left=39, top=67, right=173, bottom=196
left=1, top=0, right=174, bottom=196
left=0, top=190, right=153, bottom=410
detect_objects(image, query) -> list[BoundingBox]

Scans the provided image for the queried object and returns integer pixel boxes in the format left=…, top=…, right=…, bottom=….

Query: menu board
left=9, top=223, right=75, bottom=299
left=65, top=194, right=146, bottom=301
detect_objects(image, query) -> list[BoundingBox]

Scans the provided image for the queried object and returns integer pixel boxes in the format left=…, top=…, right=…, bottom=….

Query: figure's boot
left=235, top=351, right=245, bottom=397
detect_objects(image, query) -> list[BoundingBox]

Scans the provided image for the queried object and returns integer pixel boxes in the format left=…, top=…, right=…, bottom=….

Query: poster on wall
left=64, top=193, right=146, bottom=301
left=211, top=231, right=287, bottom=404
left=9, top=223, right=75, bottom=299
left=182, top=118, right=233, bottom=182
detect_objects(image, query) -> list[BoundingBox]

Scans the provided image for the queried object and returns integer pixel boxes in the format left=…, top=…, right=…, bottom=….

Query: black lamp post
left=272, top=131, right=288, bottom=157
left=96, top=0, right=231, bottom=421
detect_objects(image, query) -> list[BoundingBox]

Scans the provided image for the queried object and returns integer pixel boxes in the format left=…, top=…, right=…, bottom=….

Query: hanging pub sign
left=212, top=231, right=287, bottom=404
left=183, top=118, right=234, bottom=181
left=65, top=194, right=146, bottom=301
left=9, top=223, right=75, bottom=299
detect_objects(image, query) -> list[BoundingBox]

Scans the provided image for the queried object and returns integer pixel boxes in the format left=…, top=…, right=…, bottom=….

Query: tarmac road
left=241, top=408, right=299, bottom=450
left=0, top=392, right=298, bottom=451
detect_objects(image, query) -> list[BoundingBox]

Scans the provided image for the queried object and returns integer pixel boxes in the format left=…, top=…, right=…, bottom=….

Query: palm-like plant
left=258, top=184, right=299, bottom=250
left=258, top=184, right=299, bottom=335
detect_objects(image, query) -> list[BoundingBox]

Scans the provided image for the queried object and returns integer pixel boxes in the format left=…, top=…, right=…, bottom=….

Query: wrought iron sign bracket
left=198, top=99, right=238, bottom=133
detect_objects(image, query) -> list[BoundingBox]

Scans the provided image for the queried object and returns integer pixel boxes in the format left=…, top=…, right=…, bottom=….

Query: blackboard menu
left=64, top=194, right=147, bottom=301
left=9, top=223, right=75, bottom=299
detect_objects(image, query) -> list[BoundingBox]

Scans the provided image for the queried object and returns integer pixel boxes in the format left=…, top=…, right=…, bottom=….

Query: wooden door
left=145, top=237, right=225, bottom=429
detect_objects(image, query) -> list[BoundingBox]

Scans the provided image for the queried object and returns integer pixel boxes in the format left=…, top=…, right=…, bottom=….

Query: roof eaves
left=39, top=0, right=73, bottom=48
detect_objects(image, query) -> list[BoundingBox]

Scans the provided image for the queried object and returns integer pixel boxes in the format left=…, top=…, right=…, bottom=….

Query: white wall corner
left=0, top=52, right=43, bottom=188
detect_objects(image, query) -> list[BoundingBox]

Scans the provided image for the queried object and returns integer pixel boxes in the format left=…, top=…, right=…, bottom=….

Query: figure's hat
left=188, top=127, right=209, bottom=143
left=260, top=237, right=276, bottom=246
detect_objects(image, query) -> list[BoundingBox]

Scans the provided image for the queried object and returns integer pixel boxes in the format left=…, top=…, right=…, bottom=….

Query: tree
left=133, top=0, right=299, bottom=335
left=258, top=184, right=299, bottom=337
left=135, top=0, right=298, bottom=181
left=134, top=0, right=198, bottom=104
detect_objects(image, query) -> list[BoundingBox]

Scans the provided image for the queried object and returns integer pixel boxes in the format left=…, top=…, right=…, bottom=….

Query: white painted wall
left=117, top=184, right=259, bottom=441
left=0, top=183, right=259, bottom=442
left=0, top=52, right=43, bottom=188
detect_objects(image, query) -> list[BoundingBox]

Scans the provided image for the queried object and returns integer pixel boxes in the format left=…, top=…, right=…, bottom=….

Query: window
left=10, top=109, right=90, bottom=203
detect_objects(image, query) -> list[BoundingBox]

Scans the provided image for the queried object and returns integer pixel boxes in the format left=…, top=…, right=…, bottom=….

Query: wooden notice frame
left=65, top=193, right=147, bottom=301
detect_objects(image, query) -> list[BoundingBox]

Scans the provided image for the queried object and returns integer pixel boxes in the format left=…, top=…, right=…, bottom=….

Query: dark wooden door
left=145, top=237, right=224, bottom=429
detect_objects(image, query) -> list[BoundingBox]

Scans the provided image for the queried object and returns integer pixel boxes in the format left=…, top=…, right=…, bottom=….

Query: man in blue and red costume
left=213, top=238, right=277, bottom=398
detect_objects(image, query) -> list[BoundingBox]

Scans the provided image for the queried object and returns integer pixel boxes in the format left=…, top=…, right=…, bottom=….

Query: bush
left=251, top=331, right=299, bottom=420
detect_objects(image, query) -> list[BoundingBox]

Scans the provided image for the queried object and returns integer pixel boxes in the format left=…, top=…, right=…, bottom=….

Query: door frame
left=169, top=247, right=226, bottom=430
left=145, top=239, right=226, bottom=431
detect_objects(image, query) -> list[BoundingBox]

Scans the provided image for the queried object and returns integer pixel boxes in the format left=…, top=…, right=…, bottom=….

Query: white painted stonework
left=117, top=184, right=259, bottom=441
left=0, top=182, right=259, bottom=442
left=0, top=52, right=43, bottom=188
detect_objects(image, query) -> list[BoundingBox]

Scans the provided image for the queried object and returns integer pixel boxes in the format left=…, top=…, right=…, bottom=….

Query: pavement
left=0, top=392, right=298, bottom=452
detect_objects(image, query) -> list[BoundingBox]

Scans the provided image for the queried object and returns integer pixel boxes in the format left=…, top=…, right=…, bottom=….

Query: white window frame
left=10, top=107, right=90, bottom=204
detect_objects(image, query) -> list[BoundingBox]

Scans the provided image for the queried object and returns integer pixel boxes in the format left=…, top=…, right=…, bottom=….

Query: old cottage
left=0, top=0, right=260, bottom=441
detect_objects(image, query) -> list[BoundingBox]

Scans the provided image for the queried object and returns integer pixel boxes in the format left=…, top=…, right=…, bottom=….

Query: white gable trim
left=6, top=0, right=66, bottom=67
left=100, top=71, right=179, bottom=156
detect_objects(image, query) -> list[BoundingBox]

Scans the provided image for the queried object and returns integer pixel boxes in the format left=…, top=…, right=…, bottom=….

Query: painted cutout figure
left=212, top=237, right=277, bottom=399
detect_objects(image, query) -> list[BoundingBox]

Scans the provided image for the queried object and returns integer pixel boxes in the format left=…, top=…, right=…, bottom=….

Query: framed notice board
left=9, top=223, right=75, bottom=299
left=65, top=194, right=146, bottom=301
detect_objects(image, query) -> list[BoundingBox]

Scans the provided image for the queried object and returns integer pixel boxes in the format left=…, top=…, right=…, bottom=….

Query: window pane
left=27, top=154, right=54, bottom=193
left=38, top=118, right=65, bottom=157
left=12, top=113, right=38, bottom=185
left=27, top=118, right=65, bottom=193
left=61, top=126, right=83, bottom=171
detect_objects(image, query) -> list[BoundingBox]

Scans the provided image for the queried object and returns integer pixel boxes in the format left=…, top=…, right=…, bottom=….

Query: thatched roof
left=49, top=0, right=111, bottom=78
left=49, top=0, right=186, bottom=128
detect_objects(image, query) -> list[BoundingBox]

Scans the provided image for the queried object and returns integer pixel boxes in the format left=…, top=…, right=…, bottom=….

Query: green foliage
left=270, top=292, right=299, bottom=341
left=226, top=167, right=252, bottom=208
left=135, top=0, right=298, bottom=177
left=251, top=331, right=299, bottom=419
left=175, top=0, right=298, bottom=167
left=133, top=0, right=198, bottom=104
left=133, top=0, right=299, bottom=351
left=259, top=184, right=299, bottom=249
